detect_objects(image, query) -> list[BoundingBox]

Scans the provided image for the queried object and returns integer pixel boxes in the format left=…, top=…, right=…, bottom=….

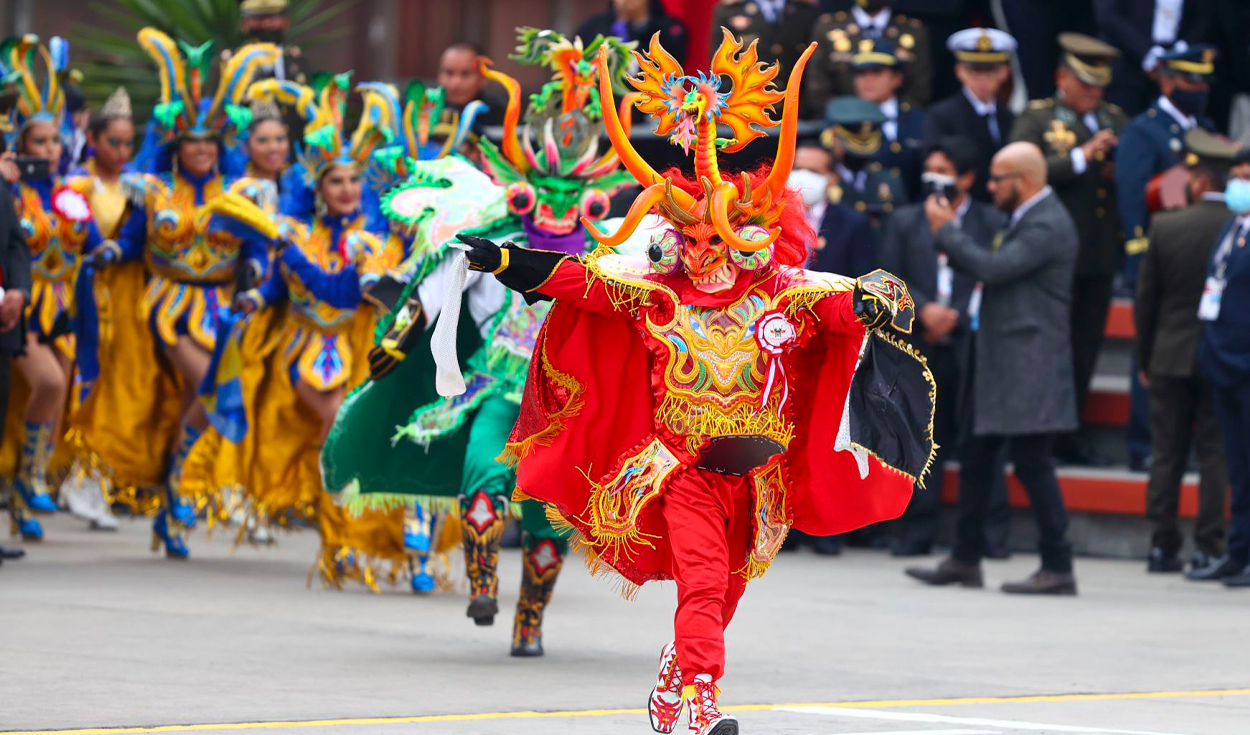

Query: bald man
left=906, top=142, right=1082, bottom=595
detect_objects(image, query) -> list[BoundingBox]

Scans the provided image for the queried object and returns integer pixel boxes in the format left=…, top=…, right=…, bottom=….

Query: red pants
left=661, top=467, right=753, bottom=685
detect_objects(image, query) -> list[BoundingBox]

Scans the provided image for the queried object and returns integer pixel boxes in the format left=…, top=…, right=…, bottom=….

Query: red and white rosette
left=755, top=309, right=797, bottom=410
left=51, top=186, right=93, bottom=224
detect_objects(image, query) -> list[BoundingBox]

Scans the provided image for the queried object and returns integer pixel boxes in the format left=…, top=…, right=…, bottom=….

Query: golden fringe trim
left=581, top=246, right=677, bottom=316
left=64, top=427, right=164, bottom=516
left=655, top=394, right=793, bottom=447
left=309, top=543, right=407, bottom=594
left=733, top=523, right=792, bottom=583
left=497, top=335, right=586, bottom=467
left=862, top=329, right=940, bottom=489
left=541, top=501, right=643, bottom=601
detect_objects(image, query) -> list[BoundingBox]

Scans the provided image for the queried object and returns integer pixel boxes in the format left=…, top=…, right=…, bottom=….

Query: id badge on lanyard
left=1200, top=223, right=1244, bottom=322
left=936, top=252, right=953, bottom=306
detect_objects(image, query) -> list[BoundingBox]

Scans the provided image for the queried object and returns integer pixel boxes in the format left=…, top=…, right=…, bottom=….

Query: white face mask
left=788, top=168, right=829, bottom=209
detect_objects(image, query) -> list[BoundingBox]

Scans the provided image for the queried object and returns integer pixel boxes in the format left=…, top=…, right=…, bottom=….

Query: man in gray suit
left=906, top=142, right=1080, bottom=595
left=879, top=136, right=1011, bottom=557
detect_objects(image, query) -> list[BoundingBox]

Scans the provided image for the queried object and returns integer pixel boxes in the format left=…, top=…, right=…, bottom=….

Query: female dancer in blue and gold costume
left=79, top=28, right=278, bottom=558
left=180, top=75, right=414, bottom=587
left=0, top=35, right=107, bottom=542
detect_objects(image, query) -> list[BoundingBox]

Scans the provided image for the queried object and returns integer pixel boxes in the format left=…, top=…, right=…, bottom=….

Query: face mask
left=1169, top=87, right=1209, bottom=116
left=788, top=168, right=828, bottom=208
left=1225, top=179, right=1250, bottom=215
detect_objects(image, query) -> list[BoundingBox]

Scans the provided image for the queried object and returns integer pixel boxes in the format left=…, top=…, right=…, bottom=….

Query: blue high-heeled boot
left=165, top=426, right=201, bottom=529
left=9, top=500, right=44, bottom=541
left=13, top=420, right=57, bottom=514
left=151, top=510, right=189, bottom=559
left=405, top=503, right=436, bottom=593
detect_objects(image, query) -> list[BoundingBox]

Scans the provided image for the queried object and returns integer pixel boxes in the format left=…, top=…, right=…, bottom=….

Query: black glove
left=367, top=299, right=426, bottom=379
left=456, top=234, right=505, bottom=273
left=853, top=284, right=890, bottom=330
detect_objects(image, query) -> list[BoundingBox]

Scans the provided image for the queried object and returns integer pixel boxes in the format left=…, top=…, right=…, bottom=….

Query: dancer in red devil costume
left=454, top=29, right=936, bottom=735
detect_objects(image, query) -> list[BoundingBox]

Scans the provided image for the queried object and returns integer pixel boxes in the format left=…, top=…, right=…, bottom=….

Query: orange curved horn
left=713, top=183, right=778, bottom=253
left=581, top=182, right=669, bottom=248
left=596, top=47, right=695, bottom=211
left=755, top=41, right=818, bottom=207
left=479, top=57, right=528, bottom=173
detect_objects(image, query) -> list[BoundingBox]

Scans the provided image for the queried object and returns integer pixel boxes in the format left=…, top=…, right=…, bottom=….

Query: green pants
left=462, top=394, right=567, bottom=546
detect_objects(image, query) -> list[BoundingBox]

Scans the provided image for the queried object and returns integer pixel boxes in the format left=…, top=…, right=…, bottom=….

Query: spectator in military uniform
left=879, top=136, right=1010, bottom=557
left=1136, top=128, right=1232, bottom=576
left=238, top=0, right=304, bottom=83
left=924, top=28, right=1017, bottom=203
left=1010, top=33, right=1127, bottom=467
left=711, top=0, right=819, bottom=77
left=438, top=42, right=505, bottom=129
left=1191, top=147, right=1250, bottom=587
left=1116, top=44, right=1218, bottom=471
left=1093, top=0, right=1216, bottom=118
left=821, top=96, right=908, bottom=236
left=805, top=0, right=930, bottom=118
left=790, top=143, right=876, bottom=278
left=851, top=39, right=925, bottom=199
left=578, top=0, right=689, bottom=66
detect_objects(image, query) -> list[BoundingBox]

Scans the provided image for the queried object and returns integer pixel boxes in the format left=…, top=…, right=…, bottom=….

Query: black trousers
left=1070, top=273, right=1114, bottom=414
left=895, top=339, right=1011, bottom=552
left=1146, top=374, right=1228, bottom=557
left=0, top=355, right=9, bottom=445
left=1213, top=381, right=1250, bottom=566
left=953, top=433, right=1073, bottom=572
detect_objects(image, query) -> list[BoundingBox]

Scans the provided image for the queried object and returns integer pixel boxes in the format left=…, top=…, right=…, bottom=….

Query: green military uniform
left=711, top=0, right=820, bottom=78
left=822, top=96, right=907, bottom=234
left=805, top=7, right=931, bottom=118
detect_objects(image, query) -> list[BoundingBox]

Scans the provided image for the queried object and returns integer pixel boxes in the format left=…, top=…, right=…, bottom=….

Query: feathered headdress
left=585, top=28, right=816, bottom=258
left=1, top=34, right=71, bottom=141
left=400, top=81, right=484, bottom=162
left=249, top=72, right=398, bottom=186
left=474, top=28, right=636, bottom=231
left=137, top=27, right=278, bottom=141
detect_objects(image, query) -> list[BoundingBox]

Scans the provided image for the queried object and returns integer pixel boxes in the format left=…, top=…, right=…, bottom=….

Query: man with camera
left=1010, top=33, right=1127, bottom=466
left=879, top=136, right=1010, bottom=557
left=0, top=143, right=31, bottom=567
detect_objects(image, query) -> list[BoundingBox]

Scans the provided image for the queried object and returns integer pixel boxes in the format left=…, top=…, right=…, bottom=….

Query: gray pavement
left=1, top=513, right=1248, bottom=735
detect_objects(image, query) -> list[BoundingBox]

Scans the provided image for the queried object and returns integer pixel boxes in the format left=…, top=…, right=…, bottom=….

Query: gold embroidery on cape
left=498, top=324, right=587, bottom=466
left=582, top=438, right=677, bottom=558
left=738, top=457, right=791, bottom=581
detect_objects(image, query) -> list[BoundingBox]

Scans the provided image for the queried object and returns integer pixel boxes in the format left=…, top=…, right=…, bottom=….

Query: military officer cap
left=946, top=27, right=1016, bottom=68
left=1160, top=44, right=1217, bottom=82
left=240, top=0, right=287, bottom=16
left=1057, top=32, right=1119, bottom=87
left=851, top=39, right=902, bottom=72
left=822, top=96, right=885, bottom=155
left=1183, top=128, right=1239, bottom=168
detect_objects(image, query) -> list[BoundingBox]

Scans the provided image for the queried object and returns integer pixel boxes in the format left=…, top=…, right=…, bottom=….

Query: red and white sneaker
left=648, top=641, right=683, bottom=733
left=683, top=674, right=738, bottom=735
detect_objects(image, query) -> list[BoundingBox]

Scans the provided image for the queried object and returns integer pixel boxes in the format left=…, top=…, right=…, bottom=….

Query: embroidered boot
left=510, top=536, right=566, bottom=657
left=151, top=508, right=189, bottom=559
left=648, top=641, right=683, bottom=733
left=684, top=674, right=737, bottom=735
left=14, top=420, right=56, bottom=514
left=459, top=489, right=505, bottom=625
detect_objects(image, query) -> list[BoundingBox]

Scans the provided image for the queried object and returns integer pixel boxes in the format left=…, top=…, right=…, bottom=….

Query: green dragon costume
left=322, top=28, right=634, bottom=656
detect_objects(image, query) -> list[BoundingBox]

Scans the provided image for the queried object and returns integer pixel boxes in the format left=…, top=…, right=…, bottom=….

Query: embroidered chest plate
left=146, top=177, right=242, bottom=282
left=19, top=187, right=89, bottom=282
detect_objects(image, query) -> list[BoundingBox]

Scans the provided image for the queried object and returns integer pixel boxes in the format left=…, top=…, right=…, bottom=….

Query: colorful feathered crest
left=1, top=35, right=71, bottom=139
left=137, top=27, right=278, bottom=141
left=475, top=28, right=635, bottom=232
left=401, top=81, right=484, bottom=162
left=248, top=72, right=398, bottom=186
left=585, top=28, right=816, bottom=257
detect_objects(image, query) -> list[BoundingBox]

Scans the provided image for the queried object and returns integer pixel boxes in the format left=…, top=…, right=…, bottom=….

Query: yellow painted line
left=4, top=688, right=1248, bottom=735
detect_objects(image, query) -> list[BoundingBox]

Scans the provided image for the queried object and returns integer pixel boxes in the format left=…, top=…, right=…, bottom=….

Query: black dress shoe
left=904, top=557, right=983, bottom=588
left=1147, top=547, right=1183, bottom=573
left=0, top=545, right=25, bottom=560
left=1001, top=568, right=1077, bottom=595
left=1185, top=554, right=1243, bottom=581
left=809, top=535, right=843, bottom=556
left=1221, top=564, right=1250, bottom=587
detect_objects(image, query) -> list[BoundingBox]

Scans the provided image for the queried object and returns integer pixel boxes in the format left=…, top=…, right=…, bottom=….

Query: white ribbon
left=431, top=254, right=469, bottom=397
left=759, top=357, right=790, bottom=412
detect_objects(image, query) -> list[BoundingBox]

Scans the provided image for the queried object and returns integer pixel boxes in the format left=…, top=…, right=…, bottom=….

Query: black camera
left=921, top=173, right=959, bottom=202
left=14, top=156, right=50, bottom=183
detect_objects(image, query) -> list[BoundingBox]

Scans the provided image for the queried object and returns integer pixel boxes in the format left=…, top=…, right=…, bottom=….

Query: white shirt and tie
left=851, top=5, right=892, bottom=39
left=963, top=86, right=1002, bottom=145
left=880, top=96, right=900, bottom=142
